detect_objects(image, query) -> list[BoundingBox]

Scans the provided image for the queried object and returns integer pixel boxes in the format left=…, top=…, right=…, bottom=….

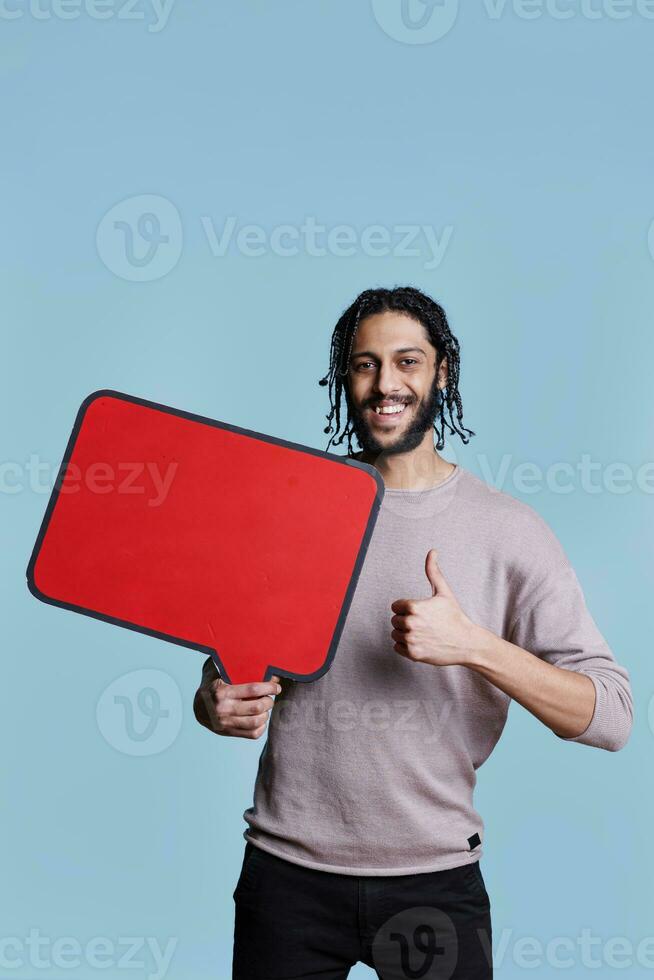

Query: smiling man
left=194, top=285, right=633, bottom=980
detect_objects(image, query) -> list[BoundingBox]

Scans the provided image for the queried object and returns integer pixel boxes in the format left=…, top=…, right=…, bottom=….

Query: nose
left=371, top=360, right=404, bottom=400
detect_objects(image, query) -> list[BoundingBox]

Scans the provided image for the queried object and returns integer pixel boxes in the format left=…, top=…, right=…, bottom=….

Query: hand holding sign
left=194, top=657, right=282, bottom=740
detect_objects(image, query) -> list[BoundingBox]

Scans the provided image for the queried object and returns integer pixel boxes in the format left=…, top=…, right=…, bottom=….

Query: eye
left=354, top=358, right=419, bottom=372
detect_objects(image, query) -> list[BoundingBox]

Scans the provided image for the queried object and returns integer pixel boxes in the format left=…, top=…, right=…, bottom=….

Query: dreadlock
left=318, top=286, right=475, bottom=455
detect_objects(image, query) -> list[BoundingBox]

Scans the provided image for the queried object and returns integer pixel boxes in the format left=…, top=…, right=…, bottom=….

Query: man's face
left=346, top=311, right=446, bottom=456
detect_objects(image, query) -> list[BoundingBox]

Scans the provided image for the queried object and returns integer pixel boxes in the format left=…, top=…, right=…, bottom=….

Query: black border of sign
left=25, top=388, right=385, bottom=684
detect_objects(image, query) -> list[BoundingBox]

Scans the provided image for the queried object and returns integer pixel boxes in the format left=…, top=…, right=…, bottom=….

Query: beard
left=347, top=379, right=443, bottom=457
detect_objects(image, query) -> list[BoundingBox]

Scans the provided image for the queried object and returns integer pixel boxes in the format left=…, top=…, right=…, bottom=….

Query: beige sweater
left=238, top=464, right=633, bottom=875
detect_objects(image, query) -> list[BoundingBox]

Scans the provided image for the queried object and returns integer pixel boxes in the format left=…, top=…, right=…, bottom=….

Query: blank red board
left=26, top=390, right=384, bottom=684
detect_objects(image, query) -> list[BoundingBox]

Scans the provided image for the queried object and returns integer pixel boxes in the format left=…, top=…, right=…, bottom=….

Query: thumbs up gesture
left=390, top=549, right=481, bottom=667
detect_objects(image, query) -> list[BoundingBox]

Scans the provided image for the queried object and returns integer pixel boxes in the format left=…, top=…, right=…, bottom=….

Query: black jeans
left=233, top=842, right=493, bottom=979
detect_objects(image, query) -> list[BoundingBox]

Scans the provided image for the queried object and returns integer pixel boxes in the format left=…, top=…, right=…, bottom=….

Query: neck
left=351, top=432, right=456, bottom=491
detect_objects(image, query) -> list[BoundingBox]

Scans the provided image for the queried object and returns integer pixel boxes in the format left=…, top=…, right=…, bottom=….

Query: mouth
left=367, top=401, right=412, bottom=425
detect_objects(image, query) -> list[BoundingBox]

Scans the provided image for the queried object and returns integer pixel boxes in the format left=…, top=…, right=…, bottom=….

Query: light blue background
left=2, top=1, right=653, bottom=977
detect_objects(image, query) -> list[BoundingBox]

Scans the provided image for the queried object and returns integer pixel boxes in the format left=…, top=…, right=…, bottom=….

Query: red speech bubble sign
left=27, top=391, right=384, bottom=684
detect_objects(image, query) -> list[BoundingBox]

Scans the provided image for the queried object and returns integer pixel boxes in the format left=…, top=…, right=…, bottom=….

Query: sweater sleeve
left=506, top=514, right=633, bottom=752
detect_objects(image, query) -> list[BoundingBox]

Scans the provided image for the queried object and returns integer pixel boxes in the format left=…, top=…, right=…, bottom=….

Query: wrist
left=462, top=624, right=500, bottom=671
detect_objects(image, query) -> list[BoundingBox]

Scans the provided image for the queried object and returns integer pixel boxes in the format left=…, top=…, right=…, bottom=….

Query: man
left=194, top=286, right=633, bottom=980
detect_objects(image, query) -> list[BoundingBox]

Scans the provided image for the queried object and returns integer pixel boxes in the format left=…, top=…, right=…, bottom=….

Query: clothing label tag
left=467, top=833, right=481, bottom=849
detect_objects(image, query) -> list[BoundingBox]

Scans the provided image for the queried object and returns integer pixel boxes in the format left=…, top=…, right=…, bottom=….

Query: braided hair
left=318, top=286, right=475, bottom=455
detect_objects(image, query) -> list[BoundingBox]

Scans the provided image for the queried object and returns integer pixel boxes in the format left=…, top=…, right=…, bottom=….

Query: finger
left=202, top=656, right=220, bottom=681
left=226, top=681, right=281, bottom=700
left=391, top=598, right=413, bottom=614
left=224, top=711, right=270, bottom=731
left=229, top=695, right=275, bottom=716
left=390, top=614, right=409, bottom=631
left=247, top=723, right=268, bottom=740
left=228, top=723, right=268, bottom=740
left=425, top=548, right=454, bottom=598
left=391, top=629, right=409, bottom=645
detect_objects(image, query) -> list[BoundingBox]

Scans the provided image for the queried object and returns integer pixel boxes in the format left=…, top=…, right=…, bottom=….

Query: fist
left=193, top=658, right=282, bottom=739
left=390, top=549, right=479, bottom=667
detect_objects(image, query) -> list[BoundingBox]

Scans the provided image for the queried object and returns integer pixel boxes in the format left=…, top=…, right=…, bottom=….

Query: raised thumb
left=425, top=548, right=453, bottom=598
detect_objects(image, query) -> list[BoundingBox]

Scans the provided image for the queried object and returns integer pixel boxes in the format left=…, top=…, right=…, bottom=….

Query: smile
left=368, top=402, right=411, bottom=424
left=374, top=404, right=406, bottom=415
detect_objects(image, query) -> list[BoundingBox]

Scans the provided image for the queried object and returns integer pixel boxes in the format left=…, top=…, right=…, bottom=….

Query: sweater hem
left=243, top=833, right=483, bottom=876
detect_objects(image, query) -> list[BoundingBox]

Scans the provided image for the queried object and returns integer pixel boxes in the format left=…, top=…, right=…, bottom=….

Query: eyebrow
left=350, top=347, right=427, bottom=360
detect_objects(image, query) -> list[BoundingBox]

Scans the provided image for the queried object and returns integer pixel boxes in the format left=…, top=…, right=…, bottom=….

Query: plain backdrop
left=2, top=1, right=652, bottom=977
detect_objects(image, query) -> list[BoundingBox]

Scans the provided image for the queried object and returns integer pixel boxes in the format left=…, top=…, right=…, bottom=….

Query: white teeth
left=375, top=404, right=406, bottom=415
